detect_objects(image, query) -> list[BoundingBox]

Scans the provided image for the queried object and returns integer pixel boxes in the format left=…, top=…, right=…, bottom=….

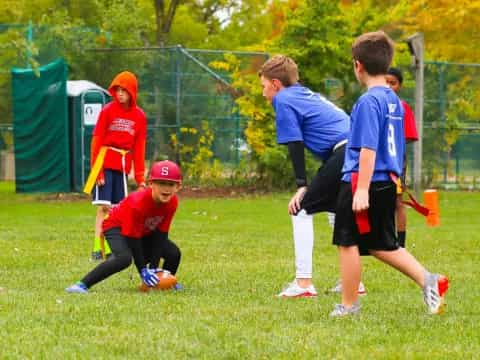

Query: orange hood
left=108, top=71, right=138, bottom=107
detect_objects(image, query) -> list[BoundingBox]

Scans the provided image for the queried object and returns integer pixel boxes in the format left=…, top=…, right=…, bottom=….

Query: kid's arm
left=133, top=116, right=146, bottom=187
left=287, top=141, right=307, bottom=214
left=121, top=208, right=147, bottom=272
left=133, top=137, right=146, bottom=188
left=90, top=135, right=104, bottom=183
left=126, top=237, right=147, bottom=273
left=143, top=231, right=168, bottom=269
left=127, top=237, right=159, bottom=287
left=91, top=108, right=108, bottom=183
left=353, top=148, right=376, bottom=212
left=287, top=141, right=307, bottom=188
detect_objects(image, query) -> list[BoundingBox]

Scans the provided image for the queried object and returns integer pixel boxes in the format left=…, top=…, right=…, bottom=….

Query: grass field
left=0, top=181, right=479, bottom=359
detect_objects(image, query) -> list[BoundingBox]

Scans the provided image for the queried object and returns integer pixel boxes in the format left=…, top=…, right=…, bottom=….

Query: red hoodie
left=91, top=71, right=147, bottom=185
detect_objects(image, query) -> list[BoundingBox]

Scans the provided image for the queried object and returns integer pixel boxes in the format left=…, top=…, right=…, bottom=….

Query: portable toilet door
left=67, top=81, right=111, bottom=192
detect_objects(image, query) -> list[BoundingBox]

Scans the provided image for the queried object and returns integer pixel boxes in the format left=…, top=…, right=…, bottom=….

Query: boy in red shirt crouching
left=67, top=161, right=182, bottom=293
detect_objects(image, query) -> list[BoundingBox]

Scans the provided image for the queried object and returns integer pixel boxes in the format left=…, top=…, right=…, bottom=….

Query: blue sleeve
left=350, top=98, right=380, bottom=151
left=274, top=101, right=304, bottom=144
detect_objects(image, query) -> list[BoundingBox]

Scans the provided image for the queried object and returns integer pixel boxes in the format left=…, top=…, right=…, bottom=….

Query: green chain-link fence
left=401, top=61, right=480, bottom=189
left=1, top=23, right=479, bottom=189
left=83, top=46, right=267, bottom=166
left=0, top=23, right=267, bottom=186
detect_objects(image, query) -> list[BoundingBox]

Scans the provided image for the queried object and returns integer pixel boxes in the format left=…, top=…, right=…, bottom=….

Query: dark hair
left=258, top=55, right=299, bottom=87
left=387, top=67, right=403, bottom=84
left=352, top=31, right=395, bottom=76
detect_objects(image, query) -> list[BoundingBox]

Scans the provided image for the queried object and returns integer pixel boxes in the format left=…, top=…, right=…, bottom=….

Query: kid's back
left=342, top=86, right=405, bottom=182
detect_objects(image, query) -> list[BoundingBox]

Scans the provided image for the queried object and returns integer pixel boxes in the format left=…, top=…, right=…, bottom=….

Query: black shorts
left=300, top=144, right=345, bottom=214
left=333, top=181, right=399, bottom=254
left=92, top=169, right=126, bottom=206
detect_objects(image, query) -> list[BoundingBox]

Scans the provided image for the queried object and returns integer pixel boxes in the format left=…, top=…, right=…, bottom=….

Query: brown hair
left=258, top=55, right=299, bottom=87
left=352, top=31, right=395, bottom=76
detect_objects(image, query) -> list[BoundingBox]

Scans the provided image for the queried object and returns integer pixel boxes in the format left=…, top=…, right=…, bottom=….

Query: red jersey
left=103, top=188, right=178, bottom=239
left=91, top=71, right=147, bottom=184
left=402, top=100, right=419, bottom=142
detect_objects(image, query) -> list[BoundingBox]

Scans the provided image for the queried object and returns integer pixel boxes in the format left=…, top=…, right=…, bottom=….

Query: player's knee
left=98, top=205, right=109, bottom=215
left=167, top=242, right=181, bottom=263
left=115, top=254, right=132, bottom=271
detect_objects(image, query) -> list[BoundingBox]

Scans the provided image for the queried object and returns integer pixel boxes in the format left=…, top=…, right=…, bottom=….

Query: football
left=138, top=269, right=177, bottom=292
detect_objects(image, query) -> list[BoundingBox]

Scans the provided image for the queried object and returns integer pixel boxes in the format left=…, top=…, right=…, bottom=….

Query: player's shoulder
left=132, top=105, right=147, bottom=118
left=359, top=86, right=396, bottom=106
left=275, top=84, right=303, bottom=102
left=127, top=188, right=151, bottom=207
left=168, top=194, right=179, bottom=210
left=401, top=99, right=413, bottom=111
left=101, top=101, right=116, bottom=112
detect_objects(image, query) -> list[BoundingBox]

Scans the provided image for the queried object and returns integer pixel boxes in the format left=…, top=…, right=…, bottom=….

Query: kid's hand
left=141, top=268, right=159, bottom=287
left=352, top=188, right=369, bottom=212
left=96, top=171, right=105, bottom=186
left=288, top=186, right=307, bottom=215
left=137, top=182, right=146, bottom=191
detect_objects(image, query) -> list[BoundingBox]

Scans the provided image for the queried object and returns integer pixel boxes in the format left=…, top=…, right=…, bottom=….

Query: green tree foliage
left=274, top=0, right=352, bottom=105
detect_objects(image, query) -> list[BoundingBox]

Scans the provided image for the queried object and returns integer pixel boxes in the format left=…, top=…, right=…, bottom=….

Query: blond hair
left=259, top=55, right=299, bottom=87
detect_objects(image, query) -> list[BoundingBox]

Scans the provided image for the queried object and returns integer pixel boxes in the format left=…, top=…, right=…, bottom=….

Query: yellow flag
left=83, top=146, right=107, bottom=194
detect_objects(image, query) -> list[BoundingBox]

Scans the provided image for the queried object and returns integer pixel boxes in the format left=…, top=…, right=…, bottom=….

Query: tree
left=402, top=0, right=480, bottom=63
left=154, top=0, right=182, bottom=46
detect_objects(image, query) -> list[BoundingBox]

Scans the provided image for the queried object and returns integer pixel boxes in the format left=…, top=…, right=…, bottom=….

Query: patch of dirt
left=178, top=186, right=268, bottom=198
left=37, top=192, right=90, bottom=202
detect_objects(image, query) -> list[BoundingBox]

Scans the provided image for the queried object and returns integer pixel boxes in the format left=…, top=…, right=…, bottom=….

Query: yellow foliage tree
left=402, top=0, right=480, bottom=62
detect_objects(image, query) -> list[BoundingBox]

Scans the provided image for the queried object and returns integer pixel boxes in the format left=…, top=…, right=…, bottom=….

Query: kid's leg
left=293, top=209, right=314, bottom=284
left=395, top=195, right=407, bottom=247
left=67, top=228, right=133, bottom=292
left=93, top=205, right=111, bottom=259
left=339, top=245, right=361, bottom=307
left=277, top=210, right=317, bottom=297
left=330, top=245, right=362, bottom=317
left=371, top=248, right=449, bottom=314
left=370, top=248, right=425, bottom=286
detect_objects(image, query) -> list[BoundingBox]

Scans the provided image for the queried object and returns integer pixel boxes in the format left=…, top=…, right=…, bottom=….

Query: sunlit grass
left=0, top=182, right=478, bottom=358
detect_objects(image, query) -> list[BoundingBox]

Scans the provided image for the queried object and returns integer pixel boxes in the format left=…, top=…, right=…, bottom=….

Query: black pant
left=300, top=144, right=345, bottom=214
left=81, top=228, right=181, bottom=288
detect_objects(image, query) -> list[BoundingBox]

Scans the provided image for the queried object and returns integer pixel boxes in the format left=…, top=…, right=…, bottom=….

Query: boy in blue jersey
left=259, top=55, right=364, bottom=297
left=330, top=31, right=449, bottom=316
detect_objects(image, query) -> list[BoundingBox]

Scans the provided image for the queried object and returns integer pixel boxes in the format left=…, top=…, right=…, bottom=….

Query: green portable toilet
left=67, top=80, right=111, bottom=192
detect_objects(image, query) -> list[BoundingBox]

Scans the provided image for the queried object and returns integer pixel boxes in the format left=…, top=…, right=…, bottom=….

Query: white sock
left=327, top=212, right=335, bottom=228
left=291, top=209, right=314, bottom=279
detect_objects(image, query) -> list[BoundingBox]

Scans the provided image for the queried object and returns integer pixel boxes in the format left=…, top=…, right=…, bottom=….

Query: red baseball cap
left=149, top=160, right=182, bottom=182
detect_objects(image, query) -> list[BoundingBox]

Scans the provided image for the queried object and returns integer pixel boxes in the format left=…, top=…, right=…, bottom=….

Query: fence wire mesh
left=1, top=23, right=479, bottom=189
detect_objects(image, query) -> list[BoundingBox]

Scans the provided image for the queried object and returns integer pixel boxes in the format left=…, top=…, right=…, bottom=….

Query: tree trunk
left=152, top=0, right=181, bottom=162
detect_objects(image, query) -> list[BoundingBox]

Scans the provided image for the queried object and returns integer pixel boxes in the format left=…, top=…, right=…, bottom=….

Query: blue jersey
left=272, top=84, right=350, bottom=161
left=342, top=86, right=405, bottom=182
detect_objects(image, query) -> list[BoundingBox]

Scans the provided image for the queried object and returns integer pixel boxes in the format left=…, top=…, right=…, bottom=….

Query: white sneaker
left=329, top=280, right=367, bottom=296
left=277, top=280, right=317, bottom=298
left=330, top=302, right=361, bottom=317
left=423, top=273, right=449, bottom=314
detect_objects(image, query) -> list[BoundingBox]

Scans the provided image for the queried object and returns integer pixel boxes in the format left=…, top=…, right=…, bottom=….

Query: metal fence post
left=175, top=45, right=182, bottom=164
left=407, top=33, right=424, bottom=197
left=438, top=64, right=447, bottom=183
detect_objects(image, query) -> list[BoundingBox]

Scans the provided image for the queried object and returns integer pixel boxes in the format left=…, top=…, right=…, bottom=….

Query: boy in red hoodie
left=88, top=71, right=147, bottom=260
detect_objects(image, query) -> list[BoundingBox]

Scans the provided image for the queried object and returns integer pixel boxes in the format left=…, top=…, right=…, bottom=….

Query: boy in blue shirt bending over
left=259, top=55, right=363, bottom=297
left=330, top=31, right=449, bottom=316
